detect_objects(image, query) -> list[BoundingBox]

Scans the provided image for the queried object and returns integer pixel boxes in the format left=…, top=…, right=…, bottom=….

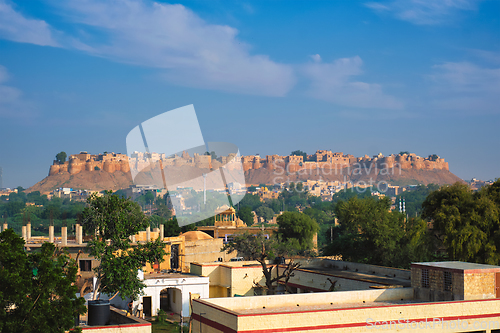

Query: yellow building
left=198, top=207, right=279, bottom=241
left=191, top=261, right=276, bottom=298
left=191, top=258, right=411, bottom=299
left=214, top=207, right=247, bottom=227
left=191, top=261, right=500, bottom=333
left=18, top=223, right=233, bottom=296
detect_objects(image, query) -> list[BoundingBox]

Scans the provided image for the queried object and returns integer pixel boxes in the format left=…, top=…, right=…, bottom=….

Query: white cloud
left=429, top=60, right=500, bottom=113
left=0, top=0, right=58, bottom=46
left=0, top=65, right=35, bottom=119
left=302, top=56, right=403, bottom=110
left=310, top=54, right=322, bottom=63
left=365, top=0, right=481, bottom=25
left=51, top=0, right=295, bottom=96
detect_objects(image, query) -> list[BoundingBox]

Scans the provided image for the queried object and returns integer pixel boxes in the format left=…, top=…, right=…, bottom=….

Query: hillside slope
left=244, top=167, right=463, bottom=186
left=28, top=165, right=464, bottom=194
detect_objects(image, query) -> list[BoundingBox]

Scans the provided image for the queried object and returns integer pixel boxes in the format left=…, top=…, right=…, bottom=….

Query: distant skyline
left=0, top=0, right=499, bottom=188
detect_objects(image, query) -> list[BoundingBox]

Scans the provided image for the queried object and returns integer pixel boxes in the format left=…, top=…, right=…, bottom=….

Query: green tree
left=222, top=232, right=300, bottom=295
left=0, top=229, right=86, bottom=333
left=210, top=151, right=218, bottom=161
left=55, top=151, right=67, bottom=164
left=277, top=212, right=319, bottom=251
left=237, top=206, right=255, bottom=226
left=148, top=215, right=164, bottom=229
left=327, top=196, right=408, bottom=266
left=163, top=218, right=181, bottom=237
left=422, top=182, right=500, bottom=264
left=429, top=154, right=439, bottom=161
left=247, top=186, right=257, bottom=193
left=81, top=191, right=167, bottom=300
left=144, top=191, right=155, bottom=205
left=255, top=206, right=275, bottom=222
left=396, top=184, right=440, bottom=217
left=303, top=206, right=334, bottom=249
left=239, top=193, right=263, bottom=211
left=290, top=150, right=307, bottom=160
left=154, top=203, right=172, bottom=221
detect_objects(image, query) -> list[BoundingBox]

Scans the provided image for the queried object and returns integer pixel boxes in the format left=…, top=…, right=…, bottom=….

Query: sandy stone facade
left=48, top=150, right=449, bottom=178
left=242, top=151, right=449, bottom=173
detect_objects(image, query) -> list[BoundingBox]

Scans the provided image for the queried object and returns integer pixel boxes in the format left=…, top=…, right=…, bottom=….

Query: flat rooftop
left=197, top=288, right=417, bottom=315
left=236, top=299, right=422, bottom=315
left=299, top=266, right=411, bottom=287
left=413, top=261, right=500, bottom=271
left=144, top=271, right=200, bottom=279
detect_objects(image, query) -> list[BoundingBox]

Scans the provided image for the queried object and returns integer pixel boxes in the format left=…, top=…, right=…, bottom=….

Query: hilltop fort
left=241, top=151, right=448, bottom=173
left=28, top=150, right=460, bottom=194
left=48, top=150, right=448, bottom=177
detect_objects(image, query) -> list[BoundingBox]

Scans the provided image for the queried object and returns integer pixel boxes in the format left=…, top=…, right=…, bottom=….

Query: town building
left=191, top=261, right=500, bottom=333
left=197, top=207, right=279, bottom=242
left=191, top=258, right=411, bottom=299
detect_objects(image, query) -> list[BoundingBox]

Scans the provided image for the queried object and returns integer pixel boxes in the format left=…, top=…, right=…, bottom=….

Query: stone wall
left=463, top=272, right=496, bottom=300
left=49, top=150, right=449, bottom=177
left=242, top=151, right=449, bottom=173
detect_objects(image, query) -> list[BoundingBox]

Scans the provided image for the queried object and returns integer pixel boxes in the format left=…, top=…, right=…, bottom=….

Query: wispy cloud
left=0, top=65, right=36, bottom=119
left=0, top=0, right=58, bottom=46
left=429, top=60, right=500, bottom=113
left=302, top=56, right=403, bottom=110
left=365, top=0, right=481, bottom=25
left=0, top=0, right=403, bottom=107
left=48, top=0, right=295, bottom=97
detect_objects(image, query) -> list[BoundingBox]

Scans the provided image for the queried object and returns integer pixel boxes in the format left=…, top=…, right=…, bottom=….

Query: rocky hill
left=244, top=167, right=463, bottom=187
left=27, top=150, right=464, bottom=193
left=28, top=170, right=134, bottom=193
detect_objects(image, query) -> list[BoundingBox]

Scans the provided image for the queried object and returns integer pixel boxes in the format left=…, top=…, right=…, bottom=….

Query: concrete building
left=15, top=223, right=233, bottom=297
left=191, top=258, right=411, bottom=298
left=412, top=261, right=500, bottom=301
left=191, top=261, right=500, bottom=333
left=138, top=271, right=209, bottom=320
left=197, top=207, right=279, bottom=243
left=191, top=261, right=273, bottom=298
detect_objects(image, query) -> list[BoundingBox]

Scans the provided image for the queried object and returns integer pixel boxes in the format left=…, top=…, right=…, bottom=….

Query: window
left=80, top=260, right=92, bottom=272
left=444, top=271, right=452, bottom=291
left=422, top=269, right=429, bottom=288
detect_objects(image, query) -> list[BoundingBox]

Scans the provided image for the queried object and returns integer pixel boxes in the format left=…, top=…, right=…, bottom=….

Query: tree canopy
left=255, top=206, right=275, bottom=222
left=277, top=211, right=319, bottom=251
left=237, top=206, right=254, bottom=226
left=325, top=196, right=435, bottom=267
left=422, top=181, right=500, bottom=264
left=222, top=232, right=300, bottom=295
left=81, top=191, right=167, bottom=300
left=0, top=229, right=86, bottom=333
left=290, top=150, right=307, bottom=160
left=55, top=151, right=67, bottom=164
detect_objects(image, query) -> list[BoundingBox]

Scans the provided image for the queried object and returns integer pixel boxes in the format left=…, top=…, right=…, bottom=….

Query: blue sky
left=0, top=0, right=499, bottom=188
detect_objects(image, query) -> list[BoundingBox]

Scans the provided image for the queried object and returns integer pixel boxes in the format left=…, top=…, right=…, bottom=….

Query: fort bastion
left=48, top=150, right=448, bottom=177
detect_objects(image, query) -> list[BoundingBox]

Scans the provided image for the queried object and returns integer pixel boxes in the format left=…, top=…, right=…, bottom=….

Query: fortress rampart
left=49, top=150, right=449, bottom=177
left=241, top=151, right=448, bottom=173
left=48, top=151, right=240, bottom=176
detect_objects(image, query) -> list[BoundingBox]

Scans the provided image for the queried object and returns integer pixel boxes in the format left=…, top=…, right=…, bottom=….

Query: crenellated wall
left=49, top=150, right=449, bottom=177
left=242, top=151, right=449, bottom=173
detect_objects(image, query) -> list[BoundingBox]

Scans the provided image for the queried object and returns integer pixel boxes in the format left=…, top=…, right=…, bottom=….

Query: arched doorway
left=160, top=287, right=182, bottom=315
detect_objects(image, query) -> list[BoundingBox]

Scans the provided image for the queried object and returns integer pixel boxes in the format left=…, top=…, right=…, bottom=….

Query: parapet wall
left=48, top=150, right=449, bottom=177
left=242, top=151, right=449, bottom=173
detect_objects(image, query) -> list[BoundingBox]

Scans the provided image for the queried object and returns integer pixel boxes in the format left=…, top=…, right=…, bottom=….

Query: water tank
left=87, top=300, right=110, bottom=326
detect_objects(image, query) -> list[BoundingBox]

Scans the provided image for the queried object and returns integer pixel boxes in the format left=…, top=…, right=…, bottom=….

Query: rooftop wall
left=193, top=292, right=500, bottom=333
left=81, top=306, right=151, bottom=333
left=204, top=288, right=413, bottom=311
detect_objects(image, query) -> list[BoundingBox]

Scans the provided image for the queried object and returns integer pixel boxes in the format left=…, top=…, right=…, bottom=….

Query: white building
left=136, top=272, right=209, bottom=319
